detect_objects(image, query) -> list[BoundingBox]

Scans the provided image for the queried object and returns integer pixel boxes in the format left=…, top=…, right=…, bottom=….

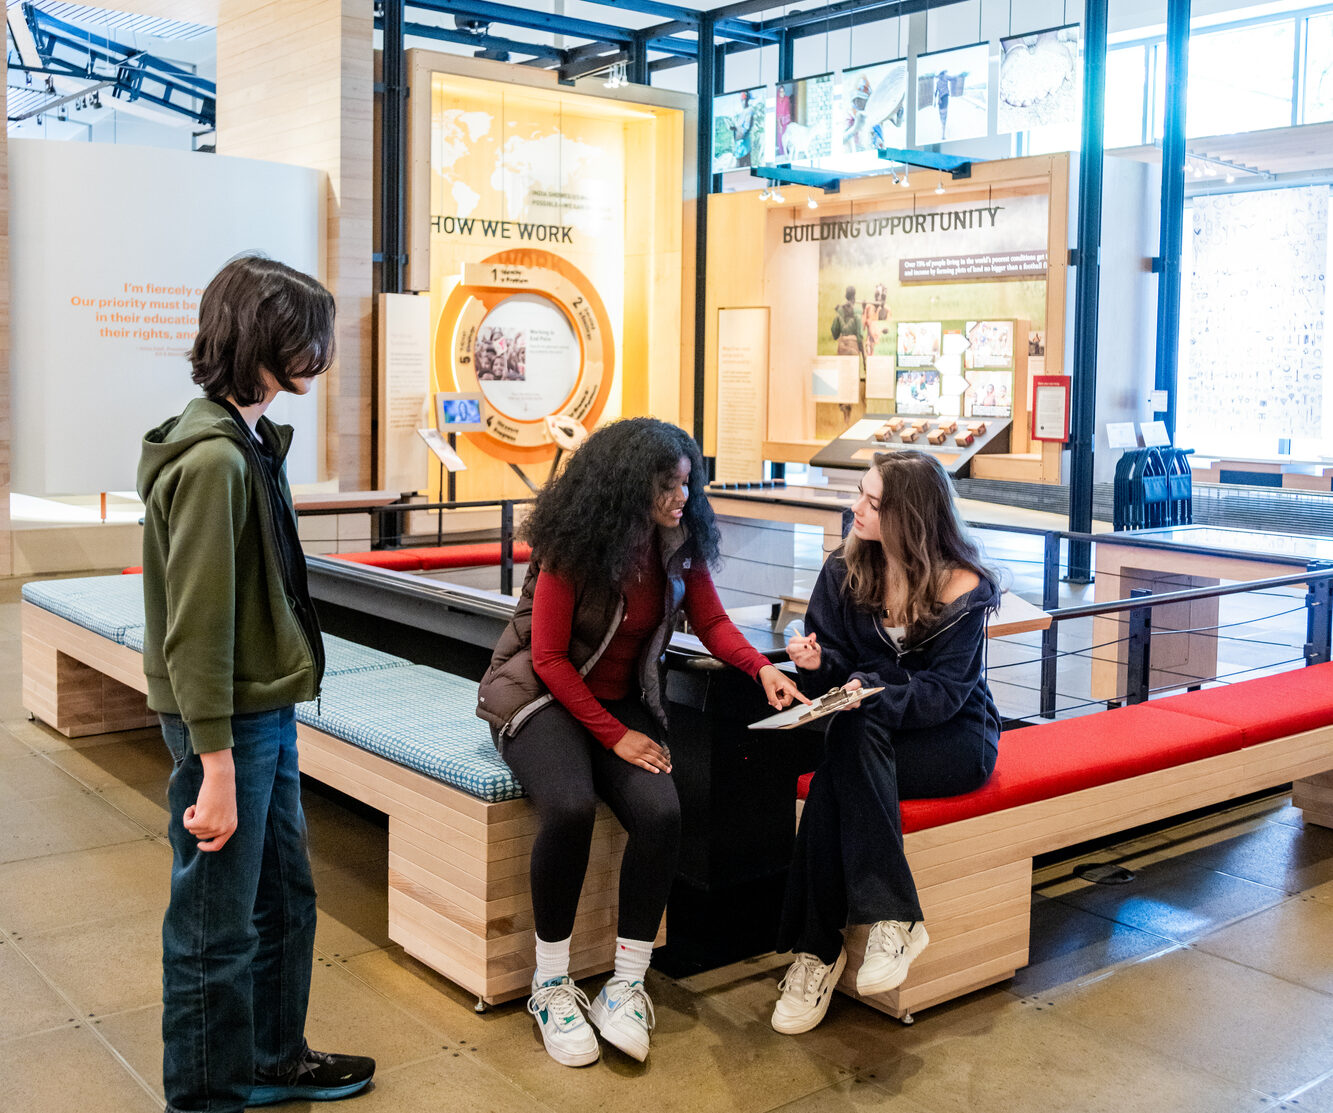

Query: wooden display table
left=1090, top=526, right=1333, bottom=702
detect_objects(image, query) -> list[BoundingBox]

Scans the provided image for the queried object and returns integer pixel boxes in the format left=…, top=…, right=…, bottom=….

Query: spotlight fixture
left=90, top=91, right=101, bottom=109
left=934, top=175, right=945, bottom=195
left=758, top=187, right=772, bottom=201
left=890, top=170, right=900, bottom=185
left=899, top=171, right=911, bottom=188
left=807, top=195, right=818, bottom=209
left=770, top=187, right=785, bottom=203
left=1225, top=172, right=1235, bottom=184
left=603, top=60, right=628, bottom=88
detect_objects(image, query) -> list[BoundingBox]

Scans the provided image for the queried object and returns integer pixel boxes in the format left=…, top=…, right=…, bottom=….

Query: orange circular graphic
left=433, top=249, right=615, bottom=465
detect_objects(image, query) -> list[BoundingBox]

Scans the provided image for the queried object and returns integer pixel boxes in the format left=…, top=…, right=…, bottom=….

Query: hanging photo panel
left=915, top=44, right=991, bottom=145
left=837, top=62, right=908, bottom=155
left=773, top=74, right=834, bottom=164
left=713, top=85, right=768, bottom=172
left=998, top=24, right=1082, bottom=134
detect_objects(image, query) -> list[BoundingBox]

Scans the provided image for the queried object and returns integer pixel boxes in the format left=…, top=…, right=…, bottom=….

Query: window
left=1106, top=46, right=1148, bottom=146
left=1187, top=22, right=1295, bottom=136
left=1304, top=12, right=1333, bottom=123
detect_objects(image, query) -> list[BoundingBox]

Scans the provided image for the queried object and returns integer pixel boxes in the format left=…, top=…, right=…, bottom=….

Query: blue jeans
left=160, top=707, right=317, bottom=1113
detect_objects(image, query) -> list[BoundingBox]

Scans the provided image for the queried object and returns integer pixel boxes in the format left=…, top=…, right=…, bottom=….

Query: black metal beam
left=386, top=19, right=567, bottom=61
left=1067, top=0, right=1109, bottom=581
left=693, top=13, right=716, bottom=447
left=628, top=30, right=650, bottom=85
left=405, top=0, right=634, bottom=45
left=381, top=0, right=406, bottom=296
left=1153, top=0, right=1190, bottom=445
left=561, top=48, right=631, bottom=83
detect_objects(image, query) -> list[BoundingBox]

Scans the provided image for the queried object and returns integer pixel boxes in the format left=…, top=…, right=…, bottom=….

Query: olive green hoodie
left=137, top=397, right=322, bottom=754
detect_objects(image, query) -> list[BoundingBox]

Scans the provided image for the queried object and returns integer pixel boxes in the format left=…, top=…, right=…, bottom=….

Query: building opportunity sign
left=793, top=194, right=1052, bottom=361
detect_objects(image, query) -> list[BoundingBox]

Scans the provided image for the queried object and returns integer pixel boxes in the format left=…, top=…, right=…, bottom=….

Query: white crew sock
left=612, top=936, right=654, bottom=985
left=534, top=934, right=572, bottom=985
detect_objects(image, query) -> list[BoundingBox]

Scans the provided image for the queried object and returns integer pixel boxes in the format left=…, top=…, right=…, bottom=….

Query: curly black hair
left=521, top=417, right=722, bottom=589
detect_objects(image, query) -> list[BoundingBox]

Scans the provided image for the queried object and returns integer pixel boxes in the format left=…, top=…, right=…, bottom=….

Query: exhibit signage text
left=900, top=250, right=1049, bottom=282
left=782, top=206, right=1004, bottom=244
left=432, top=214, right=574, bottom=243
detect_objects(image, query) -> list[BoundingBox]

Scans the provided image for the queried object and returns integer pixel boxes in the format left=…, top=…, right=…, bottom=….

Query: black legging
left=776, top=708, right=996, bottom=965
left=494, top=698, right=681, bottom=943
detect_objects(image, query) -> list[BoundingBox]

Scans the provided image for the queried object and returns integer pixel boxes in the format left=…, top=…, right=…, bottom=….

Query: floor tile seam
left=1275, top=1063, right=1333, bottom=1105
left=1002, top=989, right=1304, bottom=1104
left=1030, top=966, right=1331, bottom=1102
left=0, top=922, right=163, bottom=1104
left=0, top=830, right=158, bottom=869
left=683, top=973, right=886, bottom=1080
left=319, top=946, right=500, bottom=1046
left=391, top=1047, right=564, bottom=1113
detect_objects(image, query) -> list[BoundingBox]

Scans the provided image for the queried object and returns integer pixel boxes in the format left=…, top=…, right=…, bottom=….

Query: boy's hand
left=184, top=749, right=238, bottom=851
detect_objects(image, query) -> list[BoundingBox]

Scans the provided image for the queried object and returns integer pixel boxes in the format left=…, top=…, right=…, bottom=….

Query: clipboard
left=749, top=685, right=884, bottom=730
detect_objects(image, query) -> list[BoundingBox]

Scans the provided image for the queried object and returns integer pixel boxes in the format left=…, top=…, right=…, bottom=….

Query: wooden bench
left=796, top=667, right=1333, bottom=1020
left=20, top=576, right=657, bottom=1008
left=22, top=575, right=1333, bottom=1022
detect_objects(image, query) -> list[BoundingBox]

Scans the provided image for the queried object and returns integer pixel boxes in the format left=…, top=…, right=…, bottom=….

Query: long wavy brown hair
left=841, top=451, right=997, bottom=628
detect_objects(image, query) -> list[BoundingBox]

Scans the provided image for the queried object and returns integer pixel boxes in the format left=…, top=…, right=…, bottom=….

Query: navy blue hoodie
left=798, top=554, right=1002, bottom=755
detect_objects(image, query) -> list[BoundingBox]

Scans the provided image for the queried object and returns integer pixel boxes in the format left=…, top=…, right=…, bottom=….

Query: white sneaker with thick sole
left=856, top=921, right=929, bottom=996
left=527, top=976, right=600, bottom=1067
left=770, top=950, right=847, bottom=1035
left=589, top=976, right=655, bottom=1062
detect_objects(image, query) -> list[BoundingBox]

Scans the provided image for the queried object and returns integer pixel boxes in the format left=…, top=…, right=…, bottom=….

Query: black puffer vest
left=476, top=525, right=693, bottom=737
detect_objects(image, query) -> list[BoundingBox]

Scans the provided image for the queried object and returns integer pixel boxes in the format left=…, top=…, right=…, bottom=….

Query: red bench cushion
left=1149, top=662, right=1333, bottom=746
left=797, top=703, right=1246, bottom=834
left=330, top=543, right=532, bottom=572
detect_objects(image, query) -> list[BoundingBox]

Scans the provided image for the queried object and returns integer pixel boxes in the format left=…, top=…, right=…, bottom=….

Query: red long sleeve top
left=530, top=549, right=770, bottom=747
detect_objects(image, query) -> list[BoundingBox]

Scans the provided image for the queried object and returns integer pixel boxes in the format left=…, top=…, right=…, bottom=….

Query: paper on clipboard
left=749, top=685, right=884, bottom=729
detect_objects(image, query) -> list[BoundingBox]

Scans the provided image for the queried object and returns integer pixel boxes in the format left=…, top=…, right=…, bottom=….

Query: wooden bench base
left=21, top=599, right=1332, bottom=1017
left=837, top=722, right=1333, bottom=1019
left=20, top=602, right=660, bottom=1005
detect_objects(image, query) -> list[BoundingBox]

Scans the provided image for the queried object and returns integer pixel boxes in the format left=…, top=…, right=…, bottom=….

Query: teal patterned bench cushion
left=323, top=634, right=411, bottom=676
left=22, top=575, right=147, bottom=645
left=124, top=624, right=147, bottom=654
left=297, top=666, right=521, bottom=802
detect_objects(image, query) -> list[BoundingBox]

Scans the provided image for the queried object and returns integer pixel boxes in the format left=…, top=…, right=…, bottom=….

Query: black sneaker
left=249, top=1044, right=375, bottom=1105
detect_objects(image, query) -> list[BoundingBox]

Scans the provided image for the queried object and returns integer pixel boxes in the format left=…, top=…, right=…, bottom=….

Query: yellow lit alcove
left=405, top=54, right=692, bottom=502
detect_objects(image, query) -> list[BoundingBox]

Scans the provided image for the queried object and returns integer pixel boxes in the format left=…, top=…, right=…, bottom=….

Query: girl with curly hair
left=771, top=450, right=1001, bottom=1035
left=477, top=417, right=805, bottom=1067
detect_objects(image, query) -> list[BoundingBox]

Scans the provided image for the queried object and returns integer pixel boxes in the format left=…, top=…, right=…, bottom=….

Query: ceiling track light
left=603, top=60, right=628, bottom=89
left=771, top=187, right=785, bottom=203
left=758, top=187, right=771, bottom=201
left=934, top=175, right=945, bottom=195
left=807, top=195, right=818, bottom=209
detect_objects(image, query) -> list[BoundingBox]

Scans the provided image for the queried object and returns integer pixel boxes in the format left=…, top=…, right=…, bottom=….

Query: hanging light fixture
left=934, top=175, right=945, bottom=195
left=807, top=194, right=819, bottom=209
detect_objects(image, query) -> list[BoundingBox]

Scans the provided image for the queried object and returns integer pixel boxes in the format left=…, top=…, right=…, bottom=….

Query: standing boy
left=138, top=255, right=375, bottom=1112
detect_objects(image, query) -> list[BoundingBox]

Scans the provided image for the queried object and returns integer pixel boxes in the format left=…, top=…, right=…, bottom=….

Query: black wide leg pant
left=494, top=698, right=681, bottom=943
left=776, top=709, right=997, bottom=965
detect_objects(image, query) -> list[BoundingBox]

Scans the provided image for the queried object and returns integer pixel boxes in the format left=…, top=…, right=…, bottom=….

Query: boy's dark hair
left=190, top=255, right=336, bottom=405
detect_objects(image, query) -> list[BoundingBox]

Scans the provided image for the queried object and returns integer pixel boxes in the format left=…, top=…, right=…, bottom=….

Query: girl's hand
left=613, top=730, right=673, bottom=774
left=842, top=677, right=865, bottom=709
left=758, top=664, right=812, bottom=710
left=786, top=630, right=822, bottom=670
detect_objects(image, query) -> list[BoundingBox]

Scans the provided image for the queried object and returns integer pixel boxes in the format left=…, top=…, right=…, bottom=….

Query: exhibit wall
left=8, top=140, right=325, bottom=496
left=706, top=154, right=1069, bottom=484
left=406, top=55, right=691, bottom=501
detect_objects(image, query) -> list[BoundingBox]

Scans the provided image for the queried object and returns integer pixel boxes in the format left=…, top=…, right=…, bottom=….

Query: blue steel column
left=1066, top=0, right=1108, bottom=583
left=693, top=14, right=716, bottom=445
left=1153, top=0, right=1190, bottom=443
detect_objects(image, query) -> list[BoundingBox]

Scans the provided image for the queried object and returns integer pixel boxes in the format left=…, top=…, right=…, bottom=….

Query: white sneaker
left=527, top=976, right=600, bottom=1067
left=770, top=950, right=846, bottom=1035
left=589, top=976, right=655, bottom=1062
left=856, top=920, right=929, bottom=996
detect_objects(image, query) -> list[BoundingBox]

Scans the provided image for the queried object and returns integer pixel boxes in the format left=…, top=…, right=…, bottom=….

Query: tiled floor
left=3, top=571, right=1332, bottom=1112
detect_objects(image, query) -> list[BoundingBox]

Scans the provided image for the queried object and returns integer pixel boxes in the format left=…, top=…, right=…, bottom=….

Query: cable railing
left=299, top=490, right=1333, bottom=720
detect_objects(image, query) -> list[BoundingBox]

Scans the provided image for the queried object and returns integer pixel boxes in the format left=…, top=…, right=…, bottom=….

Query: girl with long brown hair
left=770, top=450, right=1002, bottom=1034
